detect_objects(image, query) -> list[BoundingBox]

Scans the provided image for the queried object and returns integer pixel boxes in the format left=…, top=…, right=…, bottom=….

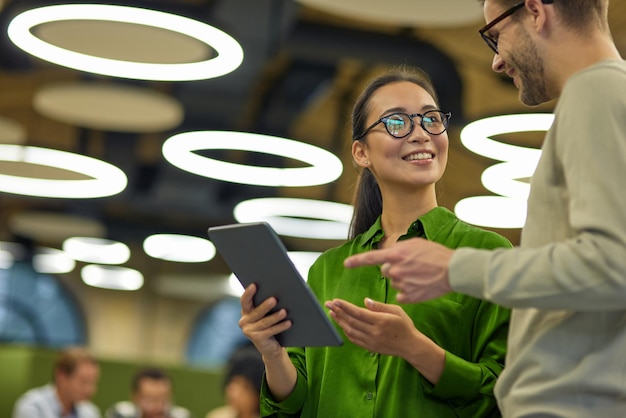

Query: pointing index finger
left=344, top=248, right=391, bottom=268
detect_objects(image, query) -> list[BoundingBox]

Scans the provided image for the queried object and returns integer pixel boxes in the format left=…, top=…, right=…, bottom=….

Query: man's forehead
left=137, top=378, right=171, bottom=393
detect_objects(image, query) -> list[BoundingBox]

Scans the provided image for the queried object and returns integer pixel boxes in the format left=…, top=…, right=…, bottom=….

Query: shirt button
left=369, top=352, right=376, bottom=357
left=366, top=392, right=373, bottom=400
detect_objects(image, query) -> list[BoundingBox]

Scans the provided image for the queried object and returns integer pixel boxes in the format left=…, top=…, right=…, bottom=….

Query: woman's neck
left=379, top=186, right=437, bottom=247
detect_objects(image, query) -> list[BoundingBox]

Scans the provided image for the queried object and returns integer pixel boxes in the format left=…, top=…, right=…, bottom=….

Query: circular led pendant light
left=234, top=197, right=353, bottom=239
left=63, top=237, right=130, bottom=265
left=7, top=4, right=244, bottom=81
left=162, top=131, right=343, bottom=187
left=0, top=144, right=127, bottom=198
left=81, top=264, right=143, bottom=291
left=32, top=247, right=76, bottom=274
left=455, top=113, right=553, bottom=228
left=143, top=234, right=216, bottom=263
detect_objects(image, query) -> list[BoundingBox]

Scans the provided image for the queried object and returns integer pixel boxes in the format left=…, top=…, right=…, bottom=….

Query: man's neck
left=55, top=386, right=74, bottom=416
left=549, top=30, right=622, bottom=95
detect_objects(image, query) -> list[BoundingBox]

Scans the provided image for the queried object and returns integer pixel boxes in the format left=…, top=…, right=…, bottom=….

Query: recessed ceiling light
left=0, top=144, right=127, bottom=198
left=234, top=197, right=353, bottom=239
left=143, top=234, right=216, bottom=263
left=162, top=131, right=343, bottom=187
left=7, top=4, right=243, bottom=81
left=63, top=237, right=130, bottom=265
left=81, top=264, right=143, bottom=291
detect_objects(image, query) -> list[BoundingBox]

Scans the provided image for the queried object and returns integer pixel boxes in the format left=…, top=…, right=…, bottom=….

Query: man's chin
left=519, top=90, right=545, bottom=107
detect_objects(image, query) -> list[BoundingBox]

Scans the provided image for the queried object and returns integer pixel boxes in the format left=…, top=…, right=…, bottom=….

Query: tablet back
left=208, top=222, right=343, bottom=347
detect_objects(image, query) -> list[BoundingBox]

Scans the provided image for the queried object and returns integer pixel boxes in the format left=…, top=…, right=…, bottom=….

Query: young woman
left=238, top=67, right=511, bottom=417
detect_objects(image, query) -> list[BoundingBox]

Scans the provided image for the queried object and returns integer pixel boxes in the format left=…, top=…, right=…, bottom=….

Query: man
left=105, top=368, right=191, bottom=418
left=12, top=347, right=101, bottom=418
left=344, top=0, right=626, bottom=416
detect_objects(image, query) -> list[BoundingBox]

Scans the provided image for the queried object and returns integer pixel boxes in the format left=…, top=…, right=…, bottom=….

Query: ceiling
left=0, top=0, right=625, bottom=297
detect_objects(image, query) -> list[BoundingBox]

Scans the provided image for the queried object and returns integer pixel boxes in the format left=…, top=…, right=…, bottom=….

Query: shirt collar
left=46, top=384, right=78, bottom=418
left=358, top=206, right=458, bottom=247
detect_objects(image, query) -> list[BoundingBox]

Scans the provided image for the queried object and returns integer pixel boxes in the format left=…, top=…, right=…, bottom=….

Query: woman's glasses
left=354, top=110, right=451, bottom=141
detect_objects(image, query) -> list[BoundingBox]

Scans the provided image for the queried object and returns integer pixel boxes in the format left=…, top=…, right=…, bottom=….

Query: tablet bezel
left=208, top=222, right=343, bottom=347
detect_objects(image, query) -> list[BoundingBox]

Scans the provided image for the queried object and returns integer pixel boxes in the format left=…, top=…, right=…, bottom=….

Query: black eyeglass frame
left=478, top=0, right=554, bottom=54
left=353, top=110, right=452, bottom=141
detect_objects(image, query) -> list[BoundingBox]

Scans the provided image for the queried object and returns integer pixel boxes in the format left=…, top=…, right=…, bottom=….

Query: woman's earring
left=365, top=161, right=369, bottom=165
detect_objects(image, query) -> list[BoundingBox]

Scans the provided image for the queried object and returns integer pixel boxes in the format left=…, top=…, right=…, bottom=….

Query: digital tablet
left=208, top=222, right=343, bottom=347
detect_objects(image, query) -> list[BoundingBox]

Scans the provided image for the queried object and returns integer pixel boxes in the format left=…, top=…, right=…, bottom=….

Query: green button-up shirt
left=261, top=207, right=511, bottom=417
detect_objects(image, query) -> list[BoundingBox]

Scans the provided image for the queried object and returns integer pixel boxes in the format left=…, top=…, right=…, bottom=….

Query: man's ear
left=525, top=0, right=551, bottom=33
left=54, top=370, right=67, bottom=386
left=352, top=140, right=369, bottom=168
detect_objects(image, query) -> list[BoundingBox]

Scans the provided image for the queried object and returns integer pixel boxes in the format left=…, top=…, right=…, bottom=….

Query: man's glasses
left=354, top=110, right=451, bottom=141
left=478, top=0, right=554, bottom=54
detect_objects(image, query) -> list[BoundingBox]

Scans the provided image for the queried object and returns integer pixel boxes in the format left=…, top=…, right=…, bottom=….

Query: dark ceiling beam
left=282, top=21, right=465, bottom=125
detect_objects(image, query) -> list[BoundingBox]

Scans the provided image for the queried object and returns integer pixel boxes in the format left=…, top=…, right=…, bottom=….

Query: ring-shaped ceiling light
left=0, top=144, right=127, bottom=198
left=460, top=113, right=553, bottom=163
left=7, top=4, right=244, bottom=81
left=455, top=196, right=528, bottom=229
left=162, top=131, right=343, bottom=187
left=32, top=247, right=76, bottom=274
left=234, top=198, right=353, bottom=239
left=63, top=237, right=130, bottom=265
left=0, top=249, right=13, bottom=269
left=455, top=113, right=552, bottom=229
left=81, top=264, right=143, bottom=291
left=143, top=234, right=216, bottom=263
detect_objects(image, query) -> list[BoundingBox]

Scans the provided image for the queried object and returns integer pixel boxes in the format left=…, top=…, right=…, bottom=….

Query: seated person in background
left=105, top=367, right=191, bottom=418
left=206, top=345, right=264, bottom=418
left=12, top=346, right=101, bottom=418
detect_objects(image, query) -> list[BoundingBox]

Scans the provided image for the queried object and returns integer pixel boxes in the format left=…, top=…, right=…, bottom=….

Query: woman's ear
left=352, top=140, right=369, bottom=168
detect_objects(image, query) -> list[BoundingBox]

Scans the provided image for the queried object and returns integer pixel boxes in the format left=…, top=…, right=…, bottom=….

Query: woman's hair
left=349, top=67, right=439, bottom=239
left=223, top=344, right=265, bottom=393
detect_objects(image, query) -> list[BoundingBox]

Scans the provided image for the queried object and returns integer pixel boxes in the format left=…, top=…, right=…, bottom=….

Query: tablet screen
left=208, top=222, right=343, bottom=347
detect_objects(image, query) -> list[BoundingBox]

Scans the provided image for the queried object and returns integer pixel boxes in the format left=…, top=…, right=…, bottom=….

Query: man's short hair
left=131, top=367, right=172, bottom=393
left=54, top=347, right=98, bottom=380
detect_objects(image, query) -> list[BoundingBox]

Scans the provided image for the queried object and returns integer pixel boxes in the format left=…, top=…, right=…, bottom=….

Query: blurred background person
left=206, top=345, right=264, bottom=418
left=105, top=367, right=191, bottom=418
left=12, top=346, right=101, bottom=418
